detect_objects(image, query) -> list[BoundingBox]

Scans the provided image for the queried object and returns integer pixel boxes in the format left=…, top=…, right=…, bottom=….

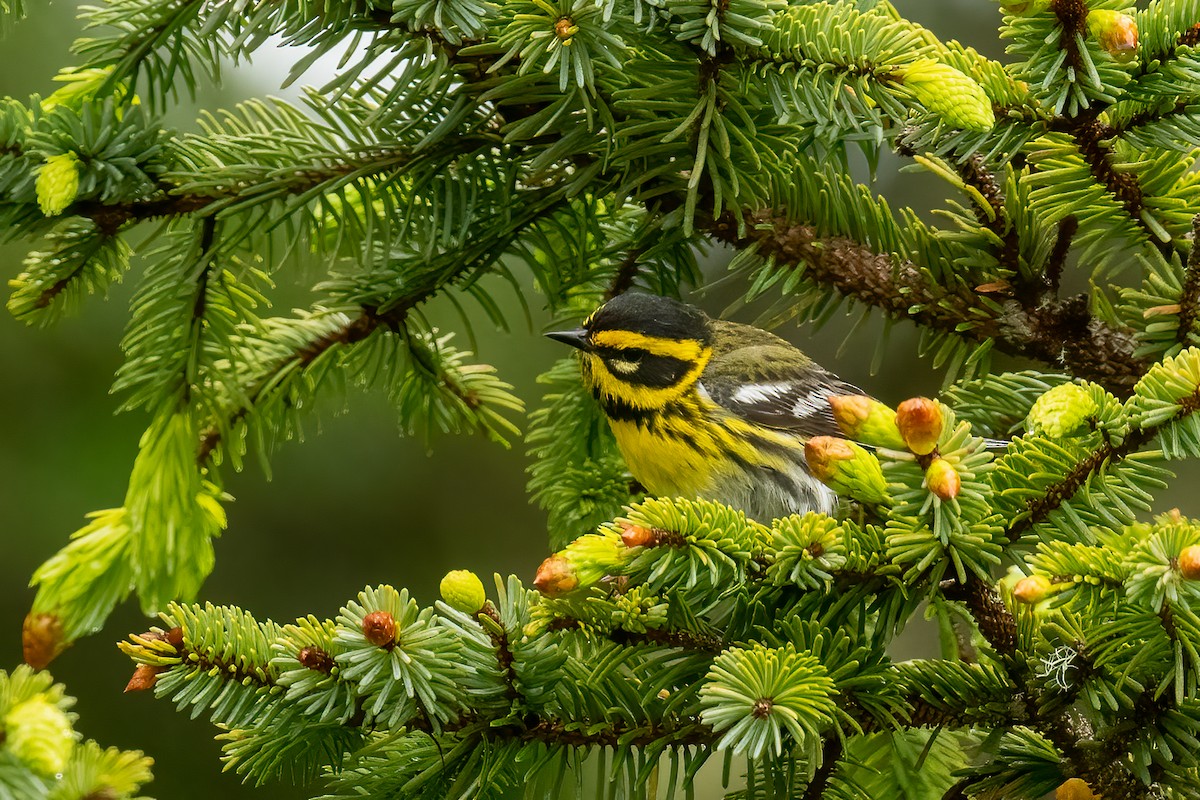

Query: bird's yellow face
left=546, top=294, right=715, bottom=414
left=577, top=327, right=713, bottom=412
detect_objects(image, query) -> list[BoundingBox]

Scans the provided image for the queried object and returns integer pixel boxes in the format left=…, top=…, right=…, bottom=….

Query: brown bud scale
left=362, top=611, right=397, bottom=647
left=298, top=645, right=336, bottom=673
left=22, top=613, right=65, bottom=670
left=124, top=664, right=164, bottom=693
left=534, top=554, right=579, bottom=597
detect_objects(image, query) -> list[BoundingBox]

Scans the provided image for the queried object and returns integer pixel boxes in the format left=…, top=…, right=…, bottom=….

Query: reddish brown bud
left=124, top=664, right=163, bottom=693
left=925, top=458, right=961, bottom=500
left=619, top=523, right=655, bottom=548
left=533, top=554, right=579, bottom=597
left=297, top=645, right=336, bottom=672
left=361, top=611, right=396, bottom=647
left=22, top=613, right=65, bottom=669
left=1179, top=545, right=1200, bottom=581
left=1014, top=575, right=1053, bottom=604
left=895, top=397, right=943, bottom=455
left=164, top=626, right=184, bottom=650
left=1055, top=777, right=1096, bottom=800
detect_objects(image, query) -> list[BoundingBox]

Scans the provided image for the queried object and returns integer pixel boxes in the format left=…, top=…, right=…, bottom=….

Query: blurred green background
left=0, top=2, right=1155, bottom=798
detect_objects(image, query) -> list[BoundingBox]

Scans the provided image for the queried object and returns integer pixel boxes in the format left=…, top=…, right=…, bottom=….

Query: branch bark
left=705, top=210, right=1149, bottom=397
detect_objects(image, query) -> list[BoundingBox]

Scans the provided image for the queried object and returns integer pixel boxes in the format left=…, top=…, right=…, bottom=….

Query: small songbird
left=546, top=292, right=873, bottom=522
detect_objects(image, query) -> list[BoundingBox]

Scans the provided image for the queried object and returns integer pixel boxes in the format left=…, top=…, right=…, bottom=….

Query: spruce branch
left=1002, top=423, right=1162, bottom=542
left=194, top=309, right=387, bottom=465
left=1044, top=214, right=1078, bottom=296
left=706, top=210, right=1148, bottom=396
left=955, top=153, right=1021, bottom=280
left=942, top=575, right=1018, bottom=660
left=197, top=181, right=574, bottom=465
left=1055, top=112, right=1175, bottom=259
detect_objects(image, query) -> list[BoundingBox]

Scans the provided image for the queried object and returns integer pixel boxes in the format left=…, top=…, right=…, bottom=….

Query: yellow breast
left=608, top=394, right=804, bottom=499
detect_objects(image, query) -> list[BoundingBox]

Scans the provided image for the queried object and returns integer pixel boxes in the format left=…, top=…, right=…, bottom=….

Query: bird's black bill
left=545, top=329, right=590, bottom=350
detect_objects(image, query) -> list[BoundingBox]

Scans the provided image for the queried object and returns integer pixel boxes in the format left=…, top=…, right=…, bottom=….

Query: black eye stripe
left=594, top=346, right=644, bottom=361
left=597, top=350, right=691, bottom=388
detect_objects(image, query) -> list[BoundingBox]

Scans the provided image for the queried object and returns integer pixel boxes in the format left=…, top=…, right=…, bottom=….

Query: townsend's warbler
left=547, top=293, right=873, bottom=522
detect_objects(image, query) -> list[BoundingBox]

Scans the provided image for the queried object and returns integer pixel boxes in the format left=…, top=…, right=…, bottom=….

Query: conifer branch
left=197, top=183, right=574, bottom=464
left=195, top=309, right=385, bottom=465
left=605, top=246, right=645, bottom=300
left=1050, top=0, right=1088, bottom=74
left=1044, top=215, right=1077, bottom=295
left=1003, top=426, right=1156, bottom=542
left=30, top=229, right=115, bottom=309
left=706, top=210, right=1148, bottom=396
left=942, top=576, right=1017, bottom=660
left=957, top=154, right=1020, bottom=278
left=1054, top=113, right=1174, bottom=259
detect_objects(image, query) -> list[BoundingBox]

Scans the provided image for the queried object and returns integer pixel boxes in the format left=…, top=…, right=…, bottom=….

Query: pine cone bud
left=1087, top=10, right=1138, bottom=63
left=22, top=613, right=65, bottom=669
left=1055, top=777, right=1097, bottom=800
left=439, top=569, right=487, bottom=614
left=895, top=397, right=943, bottom=455
left=925, top=457, right=961, bottom=500
left=1014, top=574, right=1053, bottom=604
left=827, top=395, right=906, bottom=450
left=124, top=664, right=164, bottom=692
left=361, top=611, right=397, bottom=647
left=4, top=695, right=75, bottom=775
left=1178, top=545, right=1200, bottom=580
left=35, top=152, right=81, bottom=217
left=1027, top=383, right=1097, bottom=438
left=895, top=59, right=995, bottom=131
left=804, top=436, right=888, bottom=505
left=534, top=554, right=579, bottom=597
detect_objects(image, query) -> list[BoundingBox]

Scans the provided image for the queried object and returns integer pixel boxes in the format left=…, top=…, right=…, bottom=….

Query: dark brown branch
left=481, top=603, right=521, bottom=700
left=704, top=210, right=1149, bottom=397
left=1053, top=113, right=1174, bottom=259
left=957, top=154, right=1021, bottom=280
left=1051, top=0, right=1088, bottom=73
left=605, top=247, right=645, bottom=300
left=196, top=185, right=573, bottom=464
left=1005, top=429, right=1149, bottom=542
left=1044, top=215, right=1078, bottom=295
left=1006, top=384, right=1200, bottom=541
left=942, top=576, right=1017, bottom=660
left=1175, top=215, right=1200, bottom=346
left=801, top=737, right=843, bottom=800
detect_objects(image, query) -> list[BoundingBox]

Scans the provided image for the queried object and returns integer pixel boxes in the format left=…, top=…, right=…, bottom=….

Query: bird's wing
left=699, top=342, right=867, bottom=439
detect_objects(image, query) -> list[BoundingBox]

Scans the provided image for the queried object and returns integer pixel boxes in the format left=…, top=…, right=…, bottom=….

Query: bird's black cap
left=583, top=293, right=712, bottom=343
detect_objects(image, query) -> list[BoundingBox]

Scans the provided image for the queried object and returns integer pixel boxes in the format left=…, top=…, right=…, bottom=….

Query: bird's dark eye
left=623, top=348, right=647, bottom=363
